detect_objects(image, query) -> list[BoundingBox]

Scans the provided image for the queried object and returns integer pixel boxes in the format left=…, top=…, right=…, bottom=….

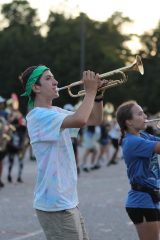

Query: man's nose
left=52, top=79, right=58, bottom=85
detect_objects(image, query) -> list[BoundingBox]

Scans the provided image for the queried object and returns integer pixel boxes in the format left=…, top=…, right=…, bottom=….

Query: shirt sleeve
left=132, top=137, right=157, bottom=159
left=59, top=108, right=80, bottom=138
left=27, top=108, right=68, bottom=143
left=149, top=134, right=160, bottom=142
left=141, top=131, right=160, bottom=141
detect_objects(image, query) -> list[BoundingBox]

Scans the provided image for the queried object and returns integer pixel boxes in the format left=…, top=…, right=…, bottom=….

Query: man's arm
left=86, top=80, right=108, bottom=126
left=86, top=98, right=103, bottom=126
left=61, top=71, right=99, bottom=129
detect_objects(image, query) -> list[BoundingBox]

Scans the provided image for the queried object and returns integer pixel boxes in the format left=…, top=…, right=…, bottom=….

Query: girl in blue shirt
left=116, top=100, right=160, bottom=240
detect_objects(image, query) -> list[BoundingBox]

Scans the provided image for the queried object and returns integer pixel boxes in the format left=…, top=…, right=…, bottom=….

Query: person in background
left=116, top=100, right=160, bottom=240
left=5, top=98, right=28, bottom=183
left=107, top=118, right=121, bottom=166
left=0, top=96, right=9, bottom=188
left=7, top=116, right=27, bottom=183
left=20, top=64, right=107, bottom=240
left=63, top=103, right=81, bottom=175
left=93, top=119, right=111, bottom=169
left=81, top=125, right=98, bottom=172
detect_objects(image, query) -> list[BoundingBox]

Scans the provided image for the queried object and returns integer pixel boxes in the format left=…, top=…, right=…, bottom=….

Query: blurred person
left=20, top=64, right=107, bottom=240
left=107, top=118, right=121, bottom=166
left=7, top=116, right=27, bottom=183
left=5, top=98, right=28, bottom=183
left=29, top=145, right=36, bottom=161
left=81, top=126, right=98, bottom=172
left=63, top=103, right=81, bottom=175
left=116, top=100, right=160, bottom=240
left=92, top=119, right=111, bottom=169
left=0, top=96, right=8, bottom=119
left=0, top=96, right=9, bottom=187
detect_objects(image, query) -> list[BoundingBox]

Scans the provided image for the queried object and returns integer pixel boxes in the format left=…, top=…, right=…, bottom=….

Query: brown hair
left=116, top=100, right=137, bottom=144
left=19, top=65, right=41, bottom=100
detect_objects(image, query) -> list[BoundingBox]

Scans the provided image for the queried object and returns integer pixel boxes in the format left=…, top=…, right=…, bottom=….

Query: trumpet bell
left=58, top=55, right=144, bottom=98
left=132, top=55, right=144, bottom=75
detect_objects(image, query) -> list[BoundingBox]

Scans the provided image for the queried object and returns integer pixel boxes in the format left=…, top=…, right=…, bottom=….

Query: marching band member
left=116, top=100, right=160, bottom=240
left=20, top=64, right=107, bottom=240
left=0, top=96, right=9, bottom=188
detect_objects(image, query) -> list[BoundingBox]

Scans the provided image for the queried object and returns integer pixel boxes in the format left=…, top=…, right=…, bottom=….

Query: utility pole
left=80, top=12, right=85, bottom=78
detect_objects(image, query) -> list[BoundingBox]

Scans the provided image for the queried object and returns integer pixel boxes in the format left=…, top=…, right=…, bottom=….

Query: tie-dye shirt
left=26, top=106, right=79, bottom=211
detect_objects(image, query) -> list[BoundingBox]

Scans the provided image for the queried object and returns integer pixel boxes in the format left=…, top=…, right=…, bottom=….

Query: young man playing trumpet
left=20, top=65, right=107, bottom=240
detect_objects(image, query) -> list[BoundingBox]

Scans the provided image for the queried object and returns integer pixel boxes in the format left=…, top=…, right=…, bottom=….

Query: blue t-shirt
left=122, top=131, right=160, bottom=209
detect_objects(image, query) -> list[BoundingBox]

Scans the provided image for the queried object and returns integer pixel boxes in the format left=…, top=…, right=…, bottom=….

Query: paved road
left=0, top=146, right=138, bottom=240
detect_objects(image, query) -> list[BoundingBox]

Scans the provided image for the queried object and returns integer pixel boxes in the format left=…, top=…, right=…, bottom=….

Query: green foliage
left=137, top=22, right=160, bottom=113
left=1, top=0, right=39, bottom=28
left=0, top=0, right=159, bottom=114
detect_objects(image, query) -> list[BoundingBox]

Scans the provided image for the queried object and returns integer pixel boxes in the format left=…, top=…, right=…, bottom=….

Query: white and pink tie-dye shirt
left=26, top=106, right=79, bottom=211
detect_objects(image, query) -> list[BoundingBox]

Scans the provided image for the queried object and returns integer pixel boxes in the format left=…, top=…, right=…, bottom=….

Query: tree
left=137, top=22, right=160, bottom=113
left=2, top=3, right=157, bottom=114
left=0, top=0, right=43, bottom=113
left=45, top=11, right=133, bottom=108
left=1, top=0, right=39, bottom=29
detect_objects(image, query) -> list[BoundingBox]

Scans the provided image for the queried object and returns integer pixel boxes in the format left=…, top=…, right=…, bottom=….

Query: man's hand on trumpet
left=82, top=70, right=99, bottom=98
left=94, top=78, right=109, bottom=101
left=82, top=70, right=108, bottom=99
left=97, top=79, right=109, bottom=92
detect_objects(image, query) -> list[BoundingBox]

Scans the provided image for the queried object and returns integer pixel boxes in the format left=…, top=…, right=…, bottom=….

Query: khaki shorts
left=36, top=206, right=89, bottom=240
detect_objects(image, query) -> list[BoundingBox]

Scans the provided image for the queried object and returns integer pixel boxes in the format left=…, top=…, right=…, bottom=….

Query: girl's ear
left=32, top=84, right=40, bottom=93
left=126, top=119, right=132, bottom=127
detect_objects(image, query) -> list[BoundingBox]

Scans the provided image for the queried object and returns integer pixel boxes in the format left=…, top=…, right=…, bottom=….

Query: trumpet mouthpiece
left=144, top=118, right=160, bottom=123
left=144, top=120, right=149, bottom=123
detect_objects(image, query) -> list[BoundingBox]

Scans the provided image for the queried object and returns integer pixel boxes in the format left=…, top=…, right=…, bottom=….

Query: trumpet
left=145, top=118, right=160, bottom=129
left=58, top=55, right=144, bottom=98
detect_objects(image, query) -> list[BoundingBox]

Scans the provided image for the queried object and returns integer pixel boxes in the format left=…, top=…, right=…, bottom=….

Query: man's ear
left=32, top=84, right=40, bottom=93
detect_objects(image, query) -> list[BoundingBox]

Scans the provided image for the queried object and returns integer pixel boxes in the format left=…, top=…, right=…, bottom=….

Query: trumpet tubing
left=145, top=118, right=160, bottom=129
left=145, top=118, right=160, bottom=123
left=58, top=55, right=144, bottom=98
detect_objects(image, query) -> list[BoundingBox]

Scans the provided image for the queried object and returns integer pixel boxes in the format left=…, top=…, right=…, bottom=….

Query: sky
left=1, top=0, right=160, bottom=52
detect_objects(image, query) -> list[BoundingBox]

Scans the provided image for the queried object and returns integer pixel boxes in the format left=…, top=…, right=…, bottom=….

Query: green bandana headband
left=21, top=65, right=49, bottom=108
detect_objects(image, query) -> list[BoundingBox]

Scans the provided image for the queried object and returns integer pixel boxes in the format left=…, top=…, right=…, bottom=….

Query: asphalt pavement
left=0, top=146, right=138, bottom=240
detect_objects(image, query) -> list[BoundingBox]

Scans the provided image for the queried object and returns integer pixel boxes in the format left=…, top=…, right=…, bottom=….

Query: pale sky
left=1, top=0, right=160, bottom=51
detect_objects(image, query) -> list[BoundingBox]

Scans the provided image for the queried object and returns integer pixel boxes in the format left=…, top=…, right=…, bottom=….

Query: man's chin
left=54, top=93, right=59, bottom=99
